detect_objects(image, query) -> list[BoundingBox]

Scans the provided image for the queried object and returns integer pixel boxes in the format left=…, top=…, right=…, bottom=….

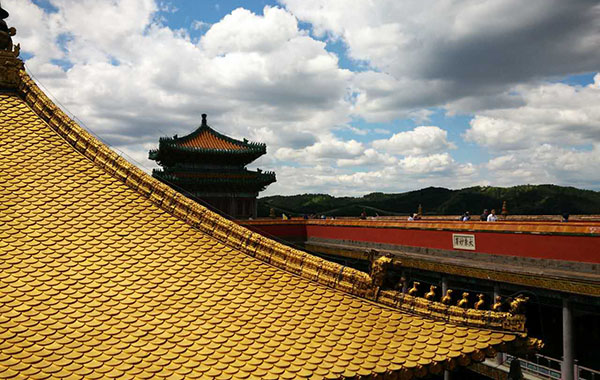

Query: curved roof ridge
left=16, top=69, right=372, bottom=298
left=0, top=67, right=544, bottom=380
left=15, top=69, right=534, bottom=334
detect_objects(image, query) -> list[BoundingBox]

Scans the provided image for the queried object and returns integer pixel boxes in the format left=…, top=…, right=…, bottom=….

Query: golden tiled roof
left=0, top=66, right=536, bottom=379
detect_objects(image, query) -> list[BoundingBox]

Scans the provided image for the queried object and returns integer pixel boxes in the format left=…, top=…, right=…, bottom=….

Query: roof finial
left=0, top=2, right=22, bottom=89
left=0, top=3, right=8, bottom=20
left=0, top=1, right=18, bottom=55
left=201, top=114, right=207, bottom=127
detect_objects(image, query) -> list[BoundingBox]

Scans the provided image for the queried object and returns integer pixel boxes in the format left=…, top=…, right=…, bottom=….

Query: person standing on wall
left=461, top=211, right=471, bottom=221
left=480, top=209, right=489, bottom=221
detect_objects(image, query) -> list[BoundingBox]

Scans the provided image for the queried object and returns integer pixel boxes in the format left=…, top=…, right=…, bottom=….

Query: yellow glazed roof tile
left=0, top=65, right=534, bottom=380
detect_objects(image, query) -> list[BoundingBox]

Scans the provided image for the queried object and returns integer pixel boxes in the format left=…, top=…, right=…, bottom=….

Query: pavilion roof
left=0, top=60, right=539, bottom=379
left=158, top=114, right=265, bottom=154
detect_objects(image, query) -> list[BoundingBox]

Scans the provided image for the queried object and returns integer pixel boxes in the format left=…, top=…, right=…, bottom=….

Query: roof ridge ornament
left=367, top=251, right=530, bottom=331
left=0, top=3, right=23, bottom=89
left=0, top=2, right=18, bottom=55
left=0, top=2, right=7, bottom=19
left=201, top=113, right=208, bottom=127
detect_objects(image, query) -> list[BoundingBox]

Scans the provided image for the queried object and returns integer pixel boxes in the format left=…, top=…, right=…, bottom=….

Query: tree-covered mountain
left=258, top=185, right=600, bottom=217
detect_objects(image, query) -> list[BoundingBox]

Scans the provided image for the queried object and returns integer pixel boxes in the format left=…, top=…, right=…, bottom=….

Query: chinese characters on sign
left=452, top=234, right=476, bottom=250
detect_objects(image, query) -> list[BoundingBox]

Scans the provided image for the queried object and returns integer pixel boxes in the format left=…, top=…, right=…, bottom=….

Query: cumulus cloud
left=6, top=0, right=599, bottom=196
left=4, top=0, right=64, bottom=70
left=399, top=153, right=454, bottom=174
left=282, top=0, right=600, bottom=117
left=8, top=0, right=352, bottom=172
left=336, top=149, right=396, bottom=167
left=372, top=126, right=455, bottom=156
left=268, top=153, right=479, bottom=196
left=465, top=76, right=600, bottom=150
left=351, top=71, right=449, bottom=122
left=274, top=135, right=364, bottom=164
left=191, top=20, right=211, bottom=31
left=460, top=73, right=600, bottom=189
left=462, top=76, right=600, bottom=189
left=201, top=7, right=299, bottom=56
left=261, top=125, right=472, bottom=194
left=484, top=144, right=600, bottom=189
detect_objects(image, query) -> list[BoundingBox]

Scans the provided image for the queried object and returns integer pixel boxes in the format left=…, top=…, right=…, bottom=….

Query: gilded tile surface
left=0, top=93, right=517, bottom=379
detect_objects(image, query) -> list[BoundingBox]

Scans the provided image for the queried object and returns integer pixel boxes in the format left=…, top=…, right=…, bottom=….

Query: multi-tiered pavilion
left=149, top=114, right=275, bottom=218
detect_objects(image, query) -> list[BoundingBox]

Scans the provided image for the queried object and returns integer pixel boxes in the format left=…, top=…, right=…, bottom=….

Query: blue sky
left=11, top=0, right=600, bottom=195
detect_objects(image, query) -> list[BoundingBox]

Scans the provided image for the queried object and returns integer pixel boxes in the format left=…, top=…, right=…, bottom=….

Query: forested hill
left=257, top=185, right=600, bottom=217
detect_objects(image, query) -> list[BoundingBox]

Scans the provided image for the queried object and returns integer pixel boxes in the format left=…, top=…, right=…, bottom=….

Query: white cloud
left=9, top=0, right=353, bottom=172
left=282, top=0, right=600, bottom=118
left=484, top=144, right=600, bottom=188
left=6, top=0, right=599, bottom=196
left=191, top=20, right=211, bottom=31
left=465, top=76, right=600, bottom=188
left=374, top=128, right=390, bottom=135
left=336, top=148, right=396, bottom=167
left=201, top=7, right=299, bottom=56
left=158, top=2, right=178, bottom=13
left=399, top=153, right=454, bottom=174
left=372, top=126, right=455, bottom=155
left=465, top=116, right=529, bottom=150
left=486, top=154, right=517, bottom=171
left=343, top=125, right=368, bottom=136
left=4, top=0, right=64, bottom=69
left=465, top=78, right=600, bottom=150
left=593, top=73, right=600, bottom=89
left=265, top=127, right=471, bottom=195
left=266, top=153, right=479, bottom=196
left=351, top=71, right=447, bottom=122
left=274, top=135, right=364, bottom=163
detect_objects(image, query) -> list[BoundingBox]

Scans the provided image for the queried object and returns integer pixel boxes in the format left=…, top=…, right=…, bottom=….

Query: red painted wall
left=244, top=223, right=306, bottom=241
left=243, top=222, right=600, bottom=264
left=306, top=225, right=599, bottom=263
